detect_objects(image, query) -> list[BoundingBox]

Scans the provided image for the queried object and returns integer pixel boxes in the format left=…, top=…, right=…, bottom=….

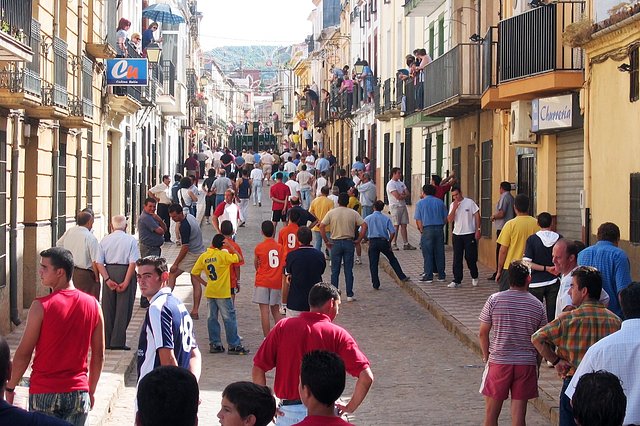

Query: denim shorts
left=30, top=390, right=90, bottom=426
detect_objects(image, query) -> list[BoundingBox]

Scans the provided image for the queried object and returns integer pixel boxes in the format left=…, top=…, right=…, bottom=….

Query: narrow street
left=103, top=190, right=550, bottom=425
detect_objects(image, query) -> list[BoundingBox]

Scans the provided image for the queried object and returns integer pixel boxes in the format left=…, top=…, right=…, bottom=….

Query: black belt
left=331, top=238, right=353, bottom=241
left=368, top=237, right=388, bottom=241
left=74, top=266, right=93, bottom=272
left=281, top=399, right=302, bottom=406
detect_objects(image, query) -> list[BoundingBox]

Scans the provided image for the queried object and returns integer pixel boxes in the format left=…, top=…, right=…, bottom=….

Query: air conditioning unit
left=512, top=0, right=531, bottom=15
left=510, top=101, right=536, bottom=144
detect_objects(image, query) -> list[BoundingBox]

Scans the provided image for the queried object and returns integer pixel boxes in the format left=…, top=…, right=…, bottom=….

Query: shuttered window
left=481, top=141, right=493, bottom=237
left=631, top=47, right=639, bottom=103
left=0, top=131, right=6, bottom=288
left=631, top=173, right=640, bottom=243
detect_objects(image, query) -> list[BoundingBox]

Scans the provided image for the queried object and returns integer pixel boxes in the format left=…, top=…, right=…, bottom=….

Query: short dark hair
left=136, top=256, right=168, bottom=276
left=162, top=174, right=170, bottom=181
left=301, top=164, right=307, bottom=171
left=390, top=167, right=401, bottom=176
left=180, top=177, right=193, bottom=188
left=76, top=210, right=93, bottom=226
left=500, top=181, right=512, bottom=192
left=571, top=266, right=603, bottom=300
left=537, top=212, right=552, bottom=228
left=137, top=366, right=199, bottom=426
left=339, top=168, right=347, bottom=177
left=508, top=260, right=530, bottom=288
left=0, top=336, right=10, bottom=386
left=556, top=238, right=582, bottom=260
left=301, top=350, right=346, bottom=407
left=275, top=172, right=283, bottom=180
left=514, top=194, right=530, bottom=213
left=297, top=226, right=312, bottom=245
left=261, top=220, right=275, bottom=238
left=168, top=203, right=184, bottom=214
left=572, top=371, right=626, bottom=426
left=144, top=197, right=157, bottom=206
left=597, top=222, right=620, bottom=243
left=373, top=200, right=385, bottom=211
left=321, top=186, right=330, bottom=196
left=220, top=220, right=234, bottom=236
left=423, top=184, right=436, bottom=196
left=337, top=193, right=349, bottom=207
left=620, top=282, right=640, bottom=319
left=451, top=185, right=462, bottom=194
left=308, top=282, right=340, bottom=308
left=222, top=382, right=276, bottom=426
left=211, top=234, right=226, bottom=249
left=40, top=247, right=74, bottom=281
left=431, top=174, right=442, bottom=186
left=289, top=172, right=295, bottom=179
left=288, top=209, right=301, bottom=224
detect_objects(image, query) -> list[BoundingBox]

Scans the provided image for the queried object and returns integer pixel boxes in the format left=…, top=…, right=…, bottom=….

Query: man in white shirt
left=565, top=282, right=640, bottom=426
left=284, top=159, right=297, bottom=174
left=250, top=164, right=265, bottom=207
left=305, top=152, right=316, bottom=174
left=261, top=151, right=275, bottom=186
left=203, top=145, right=214, bottom=171
left=285, top=172, right=301, bottom=201
left=315, top=171, right=330, bottom=197
left=385, top=167, right=416, bottom=251
left=357, top=173, right=376, bottom=219
left=296, top=165, right=314, bottom=210
left=213, top=149, right=223, bottom=170
left=446, top=186, right=480, bottom=288
left=147, top=174, right=173, bottom=243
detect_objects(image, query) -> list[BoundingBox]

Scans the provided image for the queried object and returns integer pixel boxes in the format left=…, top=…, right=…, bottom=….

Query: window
left=630, top=46, right=639, bottom=103
left=438, top=15, right=445, bottom=57
left=86, top=130, right=93, bottom=209
left=631, top=173, right=640, bottom=243
left=383, top=133, right=391, bottom=204
left=481, top=141, right=493, bottom=238
left=452, top=147, right=461, bottom=189
left=424, top=133, right=432, bottom=180
left=52, top=133, right=67, bottom=244
left=0, top=131, right=6, bottom=288
left=428, top=24, right=435, bottom=59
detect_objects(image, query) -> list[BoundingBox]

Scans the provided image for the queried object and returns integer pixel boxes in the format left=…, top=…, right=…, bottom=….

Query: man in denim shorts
left=478, top=261, right=546, bottom=426
left=385, top=167, right=416, bottom=251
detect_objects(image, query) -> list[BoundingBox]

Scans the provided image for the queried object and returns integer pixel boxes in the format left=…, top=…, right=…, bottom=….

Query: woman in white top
left=116, top=18, right=131, bottom=57
left=178, top=176, right=198, bottom=217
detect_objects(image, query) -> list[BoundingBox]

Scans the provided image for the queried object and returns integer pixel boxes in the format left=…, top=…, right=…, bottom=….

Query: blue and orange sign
left=106, top=58, right=148, bottom=86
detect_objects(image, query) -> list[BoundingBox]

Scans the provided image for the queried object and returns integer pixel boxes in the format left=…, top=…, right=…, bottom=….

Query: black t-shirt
left=335, top=177, right=355, bottom=194
left=524, top=232, right=561, bottom=284
left=289, top=206, right=317, bottom=227
left=285, top=246, right=326, bottom=311
left=203, top=177, right=216, bottom=195
left=220, top=153, right=233, bottom=166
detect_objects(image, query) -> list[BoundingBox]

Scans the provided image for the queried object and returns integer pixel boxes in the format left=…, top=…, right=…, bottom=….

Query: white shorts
left=389, top=205, right=409, bottom=226
left=252, top=286, right=281, bottom=305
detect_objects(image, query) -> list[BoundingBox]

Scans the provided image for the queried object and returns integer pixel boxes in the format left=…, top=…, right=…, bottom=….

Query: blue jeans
left=30, top=390, right=90, bottom=426
left=330, top=239, right=355, bottom=297
left=420, top=225, right=446, bottom=280
left=560, top=376, right=577, bottom=426
left=368, top=238, right=407, bottom=288
left=275, top=404, right=307, bottom=425
left=313, top=230, right=330, bottom=252
left=361, top=205, right=373, bottom=219
left=207, top=298, right=241, bottom=347
left=300, top=188, right=312, bottom=210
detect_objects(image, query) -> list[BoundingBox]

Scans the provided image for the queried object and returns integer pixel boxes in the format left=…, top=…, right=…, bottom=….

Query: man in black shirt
left=283, top=226, right=326, bottom=316
left=288, top=197, right=318, bottom=228
left=334, top=168, right=355, bottom=194
left=220, top=149, right=234, bottom=175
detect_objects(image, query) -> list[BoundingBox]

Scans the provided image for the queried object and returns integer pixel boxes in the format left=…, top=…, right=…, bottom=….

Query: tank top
left=238, top=178, right=250, bottom=199
left=30, top=289, right=100, bottom=394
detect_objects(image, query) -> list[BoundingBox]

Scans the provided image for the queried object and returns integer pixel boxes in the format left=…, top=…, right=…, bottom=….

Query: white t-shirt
left=386, top=179, right=407, bottom=207
left=250, top=168, right=264, bottom=182
left=316, top=177, right=328, bottom=196
left=328, top=194, right=339, bottom=207
left=284, top=161, right=297, bottom=173
left=449, top=197, right=479, bottom=235
left=297, top=170, right=313, bottom=190
left=305, top=155, right=315, bottom=169
left=261, top=153, right=274, bottom=165
left=286, top=180, right=301, bottom=199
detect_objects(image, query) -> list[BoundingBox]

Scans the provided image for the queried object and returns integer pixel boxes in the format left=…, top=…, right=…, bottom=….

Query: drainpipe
left=9, top=111, right=23, bottom=326
left=75, top=1, right=84, bottom=213
left=475, top=0, right=482, bottom=201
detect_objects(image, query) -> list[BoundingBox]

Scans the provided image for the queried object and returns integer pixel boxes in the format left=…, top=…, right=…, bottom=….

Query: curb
left=380, top=258, right=559, bottom=425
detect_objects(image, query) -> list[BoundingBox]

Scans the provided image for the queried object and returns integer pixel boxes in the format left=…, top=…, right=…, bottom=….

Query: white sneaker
left=472, top=279, right=479, bottom=287
left=355, top=257, right=361, bottom=265
left=347, top=296, right=356, bottom=302
left=447, top=282, right=460, bottom=288
left=391, top=244, right=399, bottom=251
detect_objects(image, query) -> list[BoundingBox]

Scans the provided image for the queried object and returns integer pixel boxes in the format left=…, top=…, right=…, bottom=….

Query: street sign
left=106, top=58, right=148, bottom=86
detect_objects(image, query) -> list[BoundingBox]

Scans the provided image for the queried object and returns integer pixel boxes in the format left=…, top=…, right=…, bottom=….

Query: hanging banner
left=106, top=58, right=148, bottom=86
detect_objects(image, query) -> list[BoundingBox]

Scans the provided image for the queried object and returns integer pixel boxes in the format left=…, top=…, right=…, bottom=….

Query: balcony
left=496, top=2, right=584, bottom=100
left=194, top=105, right=207, bottom=124
left=402, top=79, right=444, bottom=128
left=60, top=97, right=93, bottom=128
left=87, top=0, right=118, bottom=59
left=423, top=43, right=481, bottom=117
left=0, top=0, right=33, bottom=62
left=157, top=60, right=176, bottom=109
left=480, top=26, right=514, bottom=109
left=141, top=77, right=157, bottom=107
left=375, top=78, right=402, bottom=121
left=107, top=85, right=142, bottom=115
left=0, top=68, right=41, bottom=111
left=403, top=0, right=445, bottom=17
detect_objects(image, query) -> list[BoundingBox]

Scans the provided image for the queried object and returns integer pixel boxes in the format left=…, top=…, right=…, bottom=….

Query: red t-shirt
left=278, top=223, right=300, bottom=263
left=253, top=312, right=370, bottom=400
left=270, top=182, right=290, bottom=211
left=435, top=183, right=452, bottom=200
left=30, top=289, right=100, bottom=394
left=224, top=238, right=244, bottom=289
left=254, top=239, right=284, bottom=289
left=294, top=416, right=355, bottom=426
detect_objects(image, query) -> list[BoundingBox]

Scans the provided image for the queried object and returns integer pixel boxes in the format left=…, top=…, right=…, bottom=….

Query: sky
left=198, top=0, right=314, bottom=49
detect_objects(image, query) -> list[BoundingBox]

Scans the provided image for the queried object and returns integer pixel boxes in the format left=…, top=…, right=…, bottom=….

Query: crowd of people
left=1, top=142, right=638, bottom=426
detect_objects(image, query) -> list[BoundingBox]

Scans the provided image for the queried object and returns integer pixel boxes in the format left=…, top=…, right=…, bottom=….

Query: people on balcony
left=303, top=85, right=319, bottom=110
left=339, top=75, right=354, bottom=112
left=130, top=32, right=142, bottom=55
left=142, top=22, right=163, bottom=54
left=413, top=49, right=432, bottom=111
left=359, top=60, right=374, bottom=103
left=116, top=18, right=132, bottom=57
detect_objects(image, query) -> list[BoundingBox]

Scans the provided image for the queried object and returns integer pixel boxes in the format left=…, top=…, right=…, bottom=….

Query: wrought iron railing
left=382, top=78, right=392, bottom=110
left=482, top=27, right=498, bottom=92
left=424, top=43, right=480, bottom=109
left=0, top=0, right=33, bottom=47
left=498, top=2, right=584, bottom=83
left=395, top=77, right=404, bottom=106
left=0, top=68, right=41, bottom=97
left=186, top=68, right=197, bottom=100
left=404, top=79, right=416, bottom=113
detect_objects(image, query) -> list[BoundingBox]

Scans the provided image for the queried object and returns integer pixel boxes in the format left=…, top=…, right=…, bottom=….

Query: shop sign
left=106, top=58, right=148, bottom=86
left=532, top=93, right=582, bottom=132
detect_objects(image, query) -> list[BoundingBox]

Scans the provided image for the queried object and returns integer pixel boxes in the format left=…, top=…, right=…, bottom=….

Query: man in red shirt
left=278, top=209, right=301, bottom=264
left=270, top=172, right=291, bottom=232
left=254, top=221, right=285, bottom=337
left=7, top=247, right=104, bottom=424
left=221, top=220, right=244, bottom=304
left=431, top=172, right=456, bottom=201
left=252, top=283, right=373, bottom=425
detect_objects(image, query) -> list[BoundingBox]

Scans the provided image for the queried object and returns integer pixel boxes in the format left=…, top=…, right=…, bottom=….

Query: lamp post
left=146, top=42, right=162, bottom=64
left=354, top=58, right=365, bottom=75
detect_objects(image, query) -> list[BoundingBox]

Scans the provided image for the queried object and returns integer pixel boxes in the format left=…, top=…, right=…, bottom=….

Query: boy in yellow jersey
left=254, top=221, right=284, bottom=337
left=191, top=234, right=249, bottom=355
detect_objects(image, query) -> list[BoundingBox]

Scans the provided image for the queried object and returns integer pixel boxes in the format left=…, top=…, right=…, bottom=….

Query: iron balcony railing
left=186, top=68, right=197, bottom=101
left=0, top=0, right=33, bottom=48
left=113, top=85, right=141, bottom=103
left=482, top=26, right=498, bottom=92
left=0, top=68, right=41, bottom=97
left=68, top=96, right=93, bottom=119
left=498, top=2, right=584, bottom=83
left=424, top=43, right=480, bottom=109
left=404, top=79, right=416, bottom=113
left=382, top=78, right=392, bottom=110
left=141, top=78, right=156, bottom=106
left=395, top=77, right=404, bottom=106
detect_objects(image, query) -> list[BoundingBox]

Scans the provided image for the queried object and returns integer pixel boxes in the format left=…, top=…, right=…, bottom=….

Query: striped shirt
left=479, top=289, right=547, bottom=365
left=531, top=300, right=621, bottom=375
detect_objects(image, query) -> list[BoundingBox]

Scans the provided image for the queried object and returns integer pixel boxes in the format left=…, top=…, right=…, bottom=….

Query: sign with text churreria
left=106, top=58, right=148, bottom=86
left=532, top=93, right=582, bottom=132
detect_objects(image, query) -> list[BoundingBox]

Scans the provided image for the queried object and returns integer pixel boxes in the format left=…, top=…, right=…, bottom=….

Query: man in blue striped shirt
left=361, top=200, right=410, bottom=289
left=414, top=184, right=448, bottom=283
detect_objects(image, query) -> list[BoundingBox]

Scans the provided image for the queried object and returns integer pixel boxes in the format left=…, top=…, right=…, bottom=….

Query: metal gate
left=555, top=129, right=584, bottom=241
left=517, top=153, right=536, bottom=216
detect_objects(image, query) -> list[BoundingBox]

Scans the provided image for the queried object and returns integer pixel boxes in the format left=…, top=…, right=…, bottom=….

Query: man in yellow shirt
left=495, top=194, right=539, bottom=291
left=309, top=186, right=335, bottom=257
left=191, top=234, right=249, bottom=355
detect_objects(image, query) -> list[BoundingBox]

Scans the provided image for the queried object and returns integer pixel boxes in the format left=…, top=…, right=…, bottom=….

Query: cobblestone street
left=100, top=191, right=551, bottom=426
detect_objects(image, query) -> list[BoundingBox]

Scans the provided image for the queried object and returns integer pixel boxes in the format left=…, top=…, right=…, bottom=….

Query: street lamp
left=354, top=58, right=365, bottom=75
left=146, top=42, right=162, bottom=64
left=281, top=105, right=286, bottom=119
left=199, top=75, right=209, bottom=89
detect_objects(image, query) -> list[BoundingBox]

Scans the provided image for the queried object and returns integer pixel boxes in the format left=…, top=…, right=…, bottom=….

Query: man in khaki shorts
left=168, top=204, right=206, bottom=319
left=386, top=167, right=416, bottom=251
left=261, top=150, right=275, bottom=186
